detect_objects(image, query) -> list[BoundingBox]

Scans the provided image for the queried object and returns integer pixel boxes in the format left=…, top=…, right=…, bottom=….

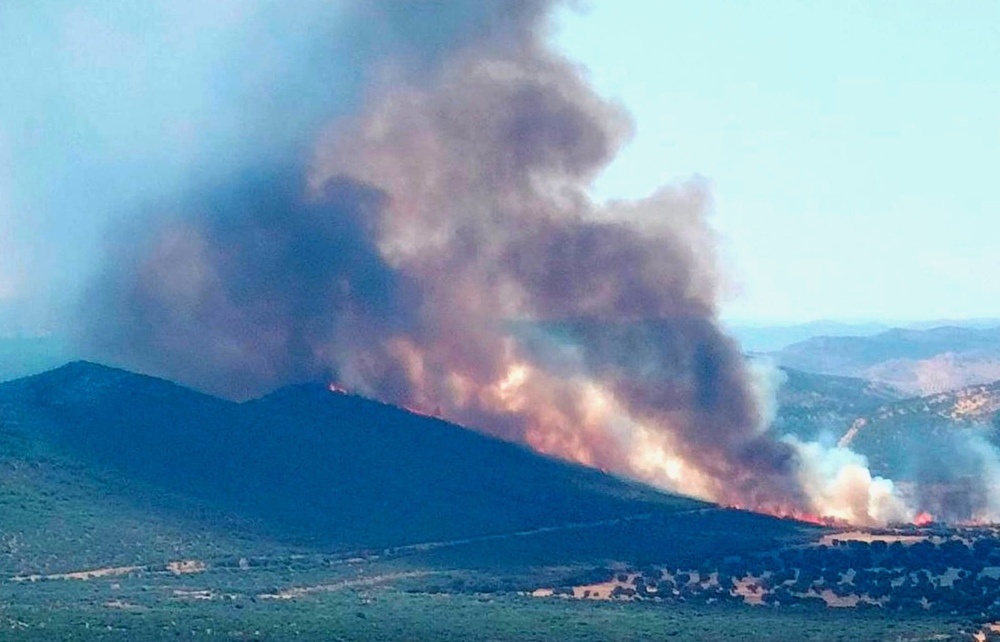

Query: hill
left=773, top=326, right=1000, bottom=395
left=836, top=379, right=1000, bottom=480
left=772, top=367, right=905, bottom=441
left=771, top=363, right=1000, bottom=484
left=0, top=362, right=807, bottom=575
left=728, top=321, right=892, bottom=353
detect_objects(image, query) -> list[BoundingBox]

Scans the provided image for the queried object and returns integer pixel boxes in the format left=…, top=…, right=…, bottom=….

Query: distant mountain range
left=728, top=321, right=894, bottom=353
left=728, top=318, right=1000, bottom=353
left=725, top=319, right=1000, bottom=353
left=772, top=325, right=1000, bottom=395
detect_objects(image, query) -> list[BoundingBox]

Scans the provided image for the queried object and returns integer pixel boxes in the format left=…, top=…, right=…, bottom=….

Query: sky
left=554, top=0, right=1000, bottom=323
left=0, top=0, right=356, bottom=330
left=1, top=1, right=998, bottom=329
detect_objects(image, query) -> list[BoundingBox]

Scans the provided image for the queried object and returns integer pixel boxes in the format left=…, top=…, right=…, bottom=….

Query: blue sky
left=554, top=1, right=1000, bottom=322
left=1, top=1, right=998, bottom=328
left=0, top=0, right=354, bottom=328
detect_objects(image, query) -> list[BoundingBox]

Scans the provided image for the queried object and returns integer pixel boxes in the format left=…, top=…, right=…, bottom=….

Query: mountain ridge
left=773, top=325, right=1000, bottom=395
left=0, top=361, right=727, bottom=551
left=0, top=360, right=814, bottom=581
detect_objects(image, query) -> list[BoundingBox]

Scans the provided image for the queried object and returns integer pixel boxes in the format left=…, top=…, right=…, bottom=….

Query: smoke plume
left=82, top=0, right=909, bottom=524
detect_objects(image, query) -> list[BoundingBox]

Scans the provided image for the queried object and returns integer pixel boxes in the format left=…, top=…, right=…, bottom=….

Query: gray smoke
left=83, top=0, right=809, bottom=513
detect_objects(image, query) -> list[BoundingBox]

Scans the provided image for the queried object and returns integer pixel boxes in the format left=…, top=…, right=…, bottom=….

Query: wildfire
left=913, top=511, right=935, bottom=527
left=327, top=382, right=348, bottom=394
left=402, top=404, right=445, bottom=421
left=799, top=512, right=858, bottom=528
left=738, top=506, right=848, bottom=528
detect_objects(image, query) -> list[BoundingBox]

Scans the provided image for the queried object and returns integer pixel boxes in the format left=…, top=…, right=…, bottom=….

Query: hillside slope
left=0, top=362, right=809, bottom=575
left=836, top=379, right=1000, bottom=480
left=773, top=367, right=905, bottom=441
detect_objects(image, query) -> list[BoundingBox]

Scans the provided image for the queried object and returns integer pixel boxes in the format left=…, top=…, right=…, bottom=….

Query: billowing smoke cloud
left=887, top=428, right=1000, bottom=524
left=80, top=0, right=914, bottom=524
left=85, top=169, right=417, bottom=398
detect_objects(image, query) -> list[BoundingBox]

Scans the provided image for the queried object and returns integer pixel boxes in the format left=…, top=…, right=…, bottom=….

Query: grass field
left=0, top=575, right=976, bottom=641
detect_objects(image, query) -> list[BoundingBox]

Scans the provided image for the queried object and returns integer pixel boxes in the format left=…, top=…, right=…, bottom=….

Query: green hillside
left=773, top=367, right=904, bottom=441
left=0, top=362, right=807, bottom=572
left=838, top=380, right=1000, bottom=480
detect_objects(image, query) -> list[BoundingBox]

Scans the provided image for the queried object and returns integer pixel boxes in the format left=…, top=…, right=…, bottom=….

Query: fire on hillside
left=82, top=0, right=1000, bottom=530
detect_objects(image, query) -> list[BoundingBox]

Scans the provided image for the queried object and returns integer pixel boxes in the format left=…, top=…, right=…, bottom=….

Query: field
left=5, top=516, right=1000, bottom=641
left=0, top=557, right=979, bottom=641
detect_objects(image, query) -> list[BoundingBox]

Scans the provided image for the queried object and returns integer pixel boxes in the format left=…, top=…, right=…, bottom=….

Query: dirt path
left=383, top=506, right=722, bottom=557
left=8, top=559, right=206, bottom=583
left=10, top=565, right=143, bottom=582
left=258, top=571, right=435, bottom=600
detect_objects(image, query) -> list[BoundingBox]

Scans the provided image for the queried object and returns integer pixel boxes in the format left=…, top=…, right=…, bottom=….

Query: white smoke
left=748, top=357, right=914, bottom=525
left=746, top=355, right=787, bottom=433
left=786, top=436, right=913, bottom=526
left=955, top=432, right=1000, bottom=523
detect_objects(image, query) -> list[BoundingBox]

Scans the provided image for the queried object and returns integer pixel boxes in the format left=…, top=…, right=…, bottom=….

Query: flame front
left=350, top=335, right=913, bottom=526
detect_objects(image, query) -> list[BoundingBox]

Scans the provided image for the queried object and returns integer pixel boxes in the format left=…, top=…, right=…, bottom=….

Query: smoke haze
left=10, top=0, right=987, bottom=525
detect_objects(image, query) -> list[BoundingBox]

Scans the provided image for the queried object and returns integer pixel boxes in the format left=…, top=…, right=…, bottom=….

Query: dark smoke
left=86, top=169, right=417, bottom=399
left=82, top=0, right=807, bottom=512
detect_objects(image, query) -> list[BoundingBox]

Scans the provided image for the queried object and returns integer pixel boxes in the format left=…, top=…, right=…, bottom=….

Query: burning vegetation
left=80, top=0, right=994, bottom=528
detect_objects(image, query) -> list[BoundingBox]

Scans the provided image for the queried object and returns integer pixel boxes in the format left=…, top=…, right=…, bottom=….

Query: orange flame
left=727, top=503, right=844, bottom=526
left=761, top=508, right=848, bottom=527
left=913, top=511, right=934, bottom=527
left=402, top=403, right=445, bottom=421
left=788, top=512, right=841, bottom=527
